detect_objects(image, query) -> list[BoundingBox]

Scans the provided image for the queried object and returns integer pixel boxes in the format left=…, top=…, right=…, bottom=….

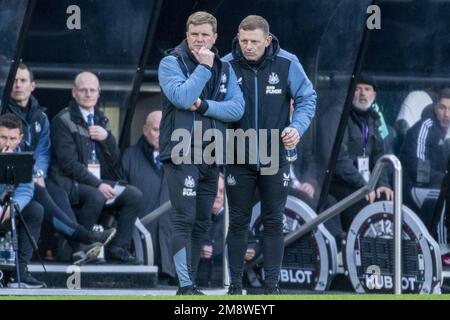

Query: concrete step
left=23, top=263, right=158, bottom=289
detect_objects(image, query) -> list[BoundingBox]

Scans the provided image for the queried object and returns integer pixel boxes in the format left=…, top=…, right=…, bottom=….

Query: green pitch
left=0, top=294, right=449, bottom=300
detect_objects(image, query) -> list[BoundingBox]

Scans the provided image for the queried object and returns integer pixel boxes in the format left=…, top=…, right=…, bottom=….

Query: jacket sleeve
left=371, top=124, right=390, bottom=189
left=400, top=126, right=419, bottom=183
left=203, top=64, right=245, bottom=122
left=12, top=182, right=34, bottom=213
left=401, top=121, right=444, bottom=185
left=51, top=115, right=102, bottom=187
left=334, top=130, right=367, bottom=189
left=33, top=115, right=51, bottom=177
left=120, top=148, right=132, bottom=181
left=158, top=55, right=212, bottom=110
left=287, top=54, right=317, bottom=136
left=98, top=115, right=123, bottom=175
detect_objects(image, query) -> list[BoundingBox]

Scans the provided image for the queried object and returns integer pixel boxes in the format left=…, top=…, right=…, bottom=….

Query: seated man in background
left=400, top=88, right=450, bottom=242
left=122, top=109, right=175, bottom=281
left=6, top=64, right=115, bottom=265
left=330, top=76, right=393, bottom=231
left=0, top=114, right=45, bottom=288
left=395, top=89, right=436, bottom=146
left=49, top=71, right=142, bottom=264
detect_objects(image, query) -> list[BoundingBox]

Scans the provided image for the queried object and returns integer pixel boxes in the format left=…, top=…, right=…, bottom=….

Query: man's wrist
left=34, top=169, right=44, bottom=179
left=200, top=63, right=212, bottom=71
left=196, top=100, right=209, bottom=114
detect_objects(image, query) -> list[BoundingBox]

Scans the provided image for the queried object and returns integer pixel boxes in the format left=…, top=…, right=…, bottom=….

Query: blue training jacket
left=223, top=34, right=317, bottom=168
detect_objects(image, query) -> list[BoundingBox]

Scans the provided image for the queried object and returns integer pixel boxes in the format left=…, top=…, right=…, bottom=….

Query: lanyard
left=87, top=114, right=97, bottom=161
left=362, top=123, right=368, bottom=157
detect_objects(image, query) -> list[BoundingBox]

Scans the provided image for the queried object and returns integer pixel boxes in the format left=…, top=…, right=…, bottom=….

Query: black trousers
left=34, top=183, right=91, bottom=244
left=75, top=181, right=142, bottom=248
left=164, top=162, right=219, bottom=287
left=18, top=200, right=44, bottom=265
left=226, top=163, right=290, bottom=287
left=330, top=181, right=383, bottom=231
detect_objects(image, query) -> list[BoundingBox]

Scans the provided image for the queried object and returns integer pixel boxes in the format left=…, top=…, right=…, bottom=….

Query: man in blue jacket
left=223, top=15, right=317, bottom=294
left=0, top=113, right=45, bottom=288
left=158, top=11, right=244, bottom=295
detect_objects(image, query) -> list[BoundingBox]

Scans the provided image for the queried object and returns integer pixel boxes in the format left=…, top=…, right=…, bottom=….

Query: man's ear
left=265, top=35, right=272, bottom=47
left=31, top=81, right=36, bottom=93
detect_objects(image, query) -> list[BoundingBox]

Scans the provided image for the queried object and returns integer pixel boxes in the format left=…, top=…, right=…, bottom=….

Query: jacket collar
left=8, top=95, right=46, bottom=121
left=137, top=135, right=163, bottom=171
left=68, top=99, right=107, bottom=127
left=230, top=33, right=280, bottom=68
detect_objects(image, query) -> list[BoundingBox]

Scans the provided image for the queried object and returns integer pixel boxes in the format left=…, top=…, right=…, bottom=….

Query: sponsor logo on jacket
left=227, top=174, right=237, bottom=186
left=266, top=72, right=282, bottom=94
left=219, top=73, right=228, bottom=93
left=183, top=176, right=196, bottom=196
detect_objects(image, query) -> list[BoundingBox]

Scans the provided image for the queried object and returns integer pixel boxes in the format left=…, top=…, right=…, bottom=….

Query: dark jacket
left=6, top=96, right=50, bottom=176
left=158, top=40, right=244, bottom=162
left=49, top=99, right=122, bottom=203
left=121, top=136, right=174, bottom=276
left=400, top=113, right=447, bottom=189
left=223, top=35, right=316, bottom=169
left=333, top=108, right=390, bottom=189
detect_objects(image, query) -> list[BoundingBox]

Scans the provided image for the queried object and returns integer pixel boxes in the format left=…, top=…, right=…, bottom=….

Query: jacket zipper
left=254, top=70, right=260, bottom=170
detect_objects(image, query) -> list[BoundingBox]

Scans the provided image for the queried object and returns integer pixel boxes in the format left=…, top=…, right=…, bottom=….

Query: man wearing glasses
left=49, top=72, right=143, bottom=264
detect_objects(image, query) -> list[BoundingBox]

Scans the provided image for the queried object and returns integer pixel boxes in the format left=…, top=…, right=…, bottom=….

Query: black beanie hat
left=358, top=74, right=377, bottom=91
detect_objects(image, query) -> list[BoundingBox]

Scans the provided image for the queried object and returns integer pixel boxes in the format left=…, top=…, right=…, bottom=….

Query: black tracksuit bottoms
left=164, top=162, right=219, bottom=287
left=226, top=163, right=290, bottom=287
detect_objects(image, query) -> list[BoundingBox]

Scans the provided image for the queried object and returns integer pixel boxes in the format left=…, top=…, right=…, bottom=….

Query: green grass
left=0, top=294, right=449, bottom=300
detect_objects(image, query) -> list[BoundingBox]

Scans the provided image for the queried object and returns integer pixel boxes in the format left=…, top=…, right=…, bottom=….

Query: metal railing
left=140, top=201, right=172, bottom=226
left=138, top=155, right=403, bottom=293
left=245, top=154, right=404, bottom=294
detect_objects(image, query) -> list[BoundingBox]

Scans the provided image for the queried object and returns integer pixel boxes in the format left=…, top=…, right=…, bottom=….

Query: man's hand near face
left=1, top=146, right=13, bottom=153
left=191, top=46, right=214, bottom=68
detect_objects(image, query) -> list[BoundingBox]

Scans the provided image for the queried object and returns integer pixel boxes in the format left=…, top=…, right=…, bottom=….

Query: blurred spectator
left=6, top=64, right=115, bottom=265
left=0, top=113, right=45, bottom=288
left=400, top=88, right=450, bottom=239
left=122, top=109, right=175, bottom=281
left=330, top=77, right=394, bottom=231
left=395, top=89, right=436, bottom=141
